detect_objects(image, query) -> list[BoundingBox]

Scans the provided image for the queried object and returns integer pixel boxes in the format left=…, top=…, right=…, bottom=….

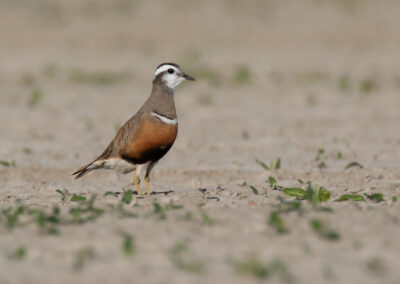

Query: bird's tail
left=72, top=159, right=104, bottom=179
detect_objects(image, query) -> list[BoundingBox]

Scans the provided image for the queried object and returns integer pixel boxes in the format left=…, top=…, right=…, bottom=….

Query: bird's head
left=154, top=63, right=195, bottom=89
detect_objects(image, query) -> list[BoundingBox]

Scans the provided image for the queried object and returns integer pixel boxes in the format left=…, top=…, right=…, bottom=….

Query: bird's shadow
left=109, top=190, right=174, bottom=196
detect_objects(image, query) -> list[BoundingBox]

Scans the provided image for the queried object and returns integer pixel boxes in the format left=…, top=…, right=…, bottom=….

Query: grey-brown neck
left=143, top=76, right=176, bottom=119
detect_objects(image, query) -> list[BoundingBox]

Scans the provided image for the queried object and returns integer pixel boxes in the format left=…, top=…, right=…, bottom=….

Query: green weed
left=364, top=193, right=384, bottom=203
left=232, top=65, right=253, bottom=85
left=69, top=68, right=132, bottom=85
left=28, top=88, right=43, bottom=107
left=168, top=243, right=205, bottom=273
left=335, top=194, right=365, bottom=202
left=8, top=246, right=27, bottom=260
left=0, top=160, right=16, bottom=167
left=255, top=158, right=281, bottom=170
left=122, top=233, right=134, bottom=257
left=310, top=219, right=340, bottom=241
left=73, top=247, right=95, bottom=270
left=268, top=211, right=288, bottom=234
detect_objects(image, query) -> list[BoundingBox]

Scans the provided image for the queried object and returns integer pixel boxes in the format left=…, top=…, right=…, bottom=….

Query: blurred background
left=0, top=1, right=399, bottom=283
left=1, top=0, right=399, bottom=170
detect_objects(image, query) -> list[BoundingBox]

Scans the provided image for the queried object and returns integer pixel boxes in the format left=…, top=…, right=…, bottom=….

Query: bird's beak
left=182, top=73, right=195, bottom=81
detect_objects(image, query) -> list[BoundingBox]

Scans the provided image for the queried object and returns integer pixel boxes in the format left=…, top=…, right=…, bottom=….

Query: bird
left=72, top=63, right=195, bottom=196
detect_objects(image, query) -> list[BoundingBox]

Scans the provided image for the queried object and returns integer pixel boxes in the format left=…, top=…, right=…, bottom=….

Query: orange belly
left=121, top=117, right=178, bottom=164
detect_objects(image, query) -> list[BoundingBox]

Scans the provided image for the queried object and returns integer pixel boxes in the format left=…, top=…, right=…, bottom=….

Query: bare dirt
left=0, top=1, right=400, bottom=283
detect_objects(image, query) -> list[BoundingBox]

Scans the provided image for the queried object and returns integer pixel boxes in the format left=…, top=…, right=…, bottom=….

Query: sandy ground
left=0, top=0, right=400, bottom=283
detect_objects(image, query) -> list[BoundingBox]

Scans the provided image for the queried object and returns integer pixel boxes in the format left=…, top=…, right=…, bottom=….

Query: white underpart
left=91, top=158, right=136, bottom=174
left=154, top=65, right=185, bottom=89
left=151, top=112, right=178, bottom=125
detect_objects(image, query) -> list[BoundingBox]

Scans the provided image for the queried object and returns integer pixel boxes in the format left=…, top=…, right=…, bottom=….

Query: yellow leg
left=144, top=176, right=150, bottom=196
left=134, top=165, right=142, bottom=196
left=134, top=175, right=141, bottom=196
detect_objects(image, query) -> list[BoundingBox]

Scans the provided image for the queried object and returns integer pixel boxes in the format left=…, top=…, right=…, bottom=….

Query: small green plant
left=122, top=234, right=134, bottom=257
left=268, top=211, right=288, bottom=234
left=337, top=74, right=351, bottom=92
left=335, top=194, right=365, bottom=202
left=233, top=65, right=253, bottom=85
left=232, top=255, right=269, bottom=279
left=73, top=247, right=95, bottom=270
left=69, top=68, right=132, bottom=85
left=255, top=158, right=281, bottom=170
left=282, top=182, right=331, bottom=206
left=2, top=202, right=26, bottom=228
left=364, top=193, right=384, bottom=203
left=35, top=207, right=61, bottom=235
left=28, top=88, right=43, bottom=107
left=0, top=160, right=16, bottom=167
left=42, top=63, right=58, bottom=79
left=69, top=195, right=104, bottom=223
left=70, top=194, right=87, bottom=202
left=122, top=189, right=133, bottom=204
left=393, top=196, right=398, bottom=202
left=56, top=189, right=67, bottom=201
left=249, top=185, right=259, bottom=195
left=153, top=202, right=183, bottom=219
left=168, top=243, right=205, bottom=273
left=268, top=177, right=276, bottom=187
left=344, top=161, right=363, bottom=169
left=359, top=78, right=378, bottom=94
left=310, top=219, right=340, bottom=241
left=22, top=147, right=33, bottom=154
left=201, top=211, right=215, bottom=226
left=104, top=191, right=119, bottom=197
left=8, top=246, right=27, bottom=260
left=231, top=255, right=292, bottom=281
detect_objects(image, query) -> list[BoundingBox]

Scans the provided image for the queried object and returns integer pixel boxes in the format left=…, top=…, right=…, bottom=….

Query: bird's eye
left=167, top=68, right=174, bottom=74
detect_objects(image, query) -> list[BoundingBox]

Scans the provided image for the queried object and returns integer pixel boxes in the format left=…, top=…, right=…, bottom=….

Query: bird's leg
left=144, top=176, right=150, bottom=196
left=145, top=162, right=157, bottom=196
left=134, top=165, right=142, bottom=196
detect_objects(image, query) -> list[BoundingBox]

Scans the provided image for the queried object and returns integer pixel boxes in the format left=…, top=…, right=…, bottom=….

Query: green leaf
left=250, top=186, right=259, bottom=195
left=8, top=247, right=27, bottom=260
left=56, top=189, right=66, bottom=201
left=202, top=212, right=215, bottom=226
left=283, top=188, right=306, bottom=198
left=255, top=159, right=269, bottom=170
left=268, top=212, right=288, bottom=234
left=122, top=234, right=134, bottom=257
left=0, top=160, right=11, bottom=167
left=393, top=196, right=398, bottom=202
left=268, top=176, right=276, bottom=187
left=310, top=219, right=340, bottom=241
left=122, top=190, right=133, bottom=204
left=345, top=161, right=363, bottom=169
left=318, top=188, right=331, bottom=202
left=70, top=195, right=87, bottom=202
left=364, top=193, right=384, bottom=203
left=275, top=158, right=281, bottom=169
left=335, top=194, right=365, bottom=202
left=318, top=161, right=327, bottom=169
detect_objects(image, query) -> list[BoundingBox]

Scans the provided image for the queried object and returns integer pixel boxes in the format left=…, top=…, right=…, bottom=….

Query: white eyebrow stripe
left=154, top=65, right=178, bottom=77
left=151, top=112, right=178, bottom=125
